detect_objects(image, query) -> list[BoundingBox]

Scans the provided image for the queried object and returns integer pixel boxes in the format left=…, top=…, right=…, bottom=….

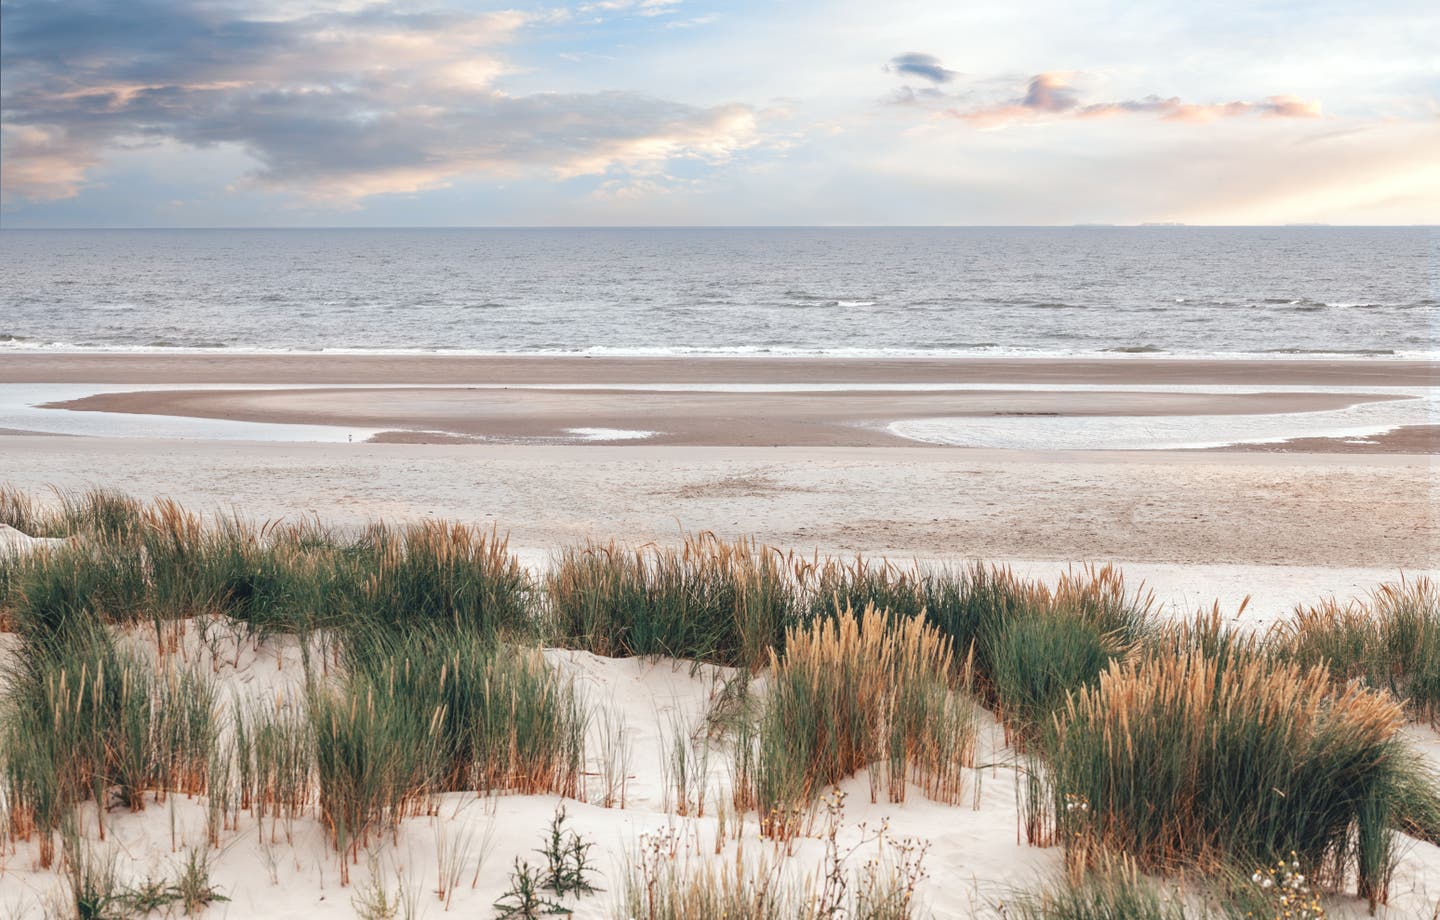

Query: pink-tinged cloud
left=947, top=74, right=1321, bottom=128
left=0, top=125, right=99, bottom=202
left=0, top=2, right=762, bottom=206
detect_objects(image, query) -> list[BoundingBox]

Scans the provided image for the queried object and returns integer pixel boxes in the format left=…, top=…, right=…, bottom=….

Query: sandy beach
left=1, top=354, right=1436, bottom=577
left=2, top=368, right=1437, bottom=916
left=4, top=0, right=1436, bottom=905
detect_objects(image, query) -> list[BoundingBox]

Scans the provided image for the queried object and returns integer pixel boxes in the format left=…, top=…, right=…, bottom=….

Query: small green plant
left=537, top=806, right=599, bottom=896
left=172, top=846, right=229, bottom=915
left=351, top=860, right=420, bottom=920
left=121, top=876, right=177, bottom=915
left=494, top=858, right=573, bottom=919
left=60, top=836, right=126, bottom=920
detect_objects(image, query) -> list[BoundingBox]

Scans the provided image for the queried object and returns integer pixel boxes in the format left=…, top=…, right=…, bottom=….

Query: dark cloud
left=886, top=52, right=957, bottom=85
left=0, top=0, right=759, bottom=203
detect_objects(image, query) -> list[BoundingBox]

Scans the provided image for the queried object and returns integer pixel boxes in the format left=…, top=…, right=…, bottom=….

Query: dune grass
left=313, top=625, right=587, bottom=879
left=350, top=520, right=533, bottom=638
left=981, top=566, right=1153, bottom=730
left=797, top=559, right=1154, bottom=740
left=3, top=484, right=1439, bottom=908
left=1273, top=576, right=1440, bottom=725
left=994, top=860, right=1197, bottom=920
left=1041, top=650, right=1418, bottom=907
left=308, top=674, right=442, bottom=878
left=1, top=611, right=217, bottom=867
left=745, top=605, right=976, bottom=838
left=546, top=534, right=797, bottom=669
left=803, top=556, right=929, bottom=621
left=232, top=694, right=315, bottom=842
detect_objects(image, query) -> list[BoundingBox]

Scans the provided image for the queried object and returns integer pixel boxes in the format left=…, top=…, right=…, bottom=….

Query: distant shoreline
left=2, top=352, right=1436, bottom=452
left=4, top=351, right=1437, bottom=386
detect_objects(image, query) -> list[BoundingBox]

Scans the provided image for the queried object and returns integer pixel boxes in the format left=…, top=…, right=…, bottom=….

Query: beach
left=2, top=0, right=1436, bottom=909
left=2, top=352, right=1437, bottom=613
left=2, top=352, right=1438, bottom=918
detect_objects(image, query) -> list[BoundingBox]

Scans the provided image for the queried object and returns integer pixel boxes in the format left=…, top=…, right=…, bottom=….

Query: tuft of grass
left=546, top=534, right=796, bottom=669
left=307, top=676, right=441, bottom=878
left=1272, top=577, right=1440, bottom=725
left=57, top=490, right=148, bottom=545
left=803, top=556, right=928, bottom=622
left=352, top=520, right=532, bottom=639
left=233, top=694, right=314, bottom=842
left=1142, top=603, right=1266, bottom=674
left=7, top=543, right=149, bottom=638
left=746, top=605, right=976, bottom=838
left=981, top=566, right=1154, bottom=740
left=805, top=560, right=1153, bottom=740
left=341, top=626, right=587, bottom=797
left=994, top=859, right=1197, bottom=920
left=0, top=485, right=57, bottom=536
left=614, top=838, right=797, bottom=920
left=313, top=626, right=586, bottom=880
left=2, top=613, right=218, bottom=866
left=985, top=613, right=1117, bottom=743
left=1040, top=650, right=1419, bottom=908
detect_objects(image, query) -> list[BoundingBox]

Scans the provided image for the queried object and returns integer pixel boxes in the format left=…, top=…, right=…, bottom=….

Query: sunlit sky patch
left=2, top=0, right=1436, bottom=226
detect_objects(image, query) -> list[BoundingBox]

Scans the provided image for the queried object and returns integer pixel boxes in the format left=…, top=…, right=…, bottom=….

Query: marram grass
left=1, top=619, right=217, bottom=867
left=3, top=484, right=1440, bottom=905
left=1272, top=576, right=1440, bottom=725
left=313, top=625, right=586, bottom=879
left=546, top=533, right=797, bottom=669
left=1040, top=650, right=1415, bottom=908
left=745, top=605, right=976, bottom=838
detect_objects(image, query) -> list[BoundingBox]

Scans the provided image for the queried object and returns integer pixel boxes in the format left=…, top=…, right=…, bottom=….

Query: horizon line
left=2, top=223, right=1437, bottom=231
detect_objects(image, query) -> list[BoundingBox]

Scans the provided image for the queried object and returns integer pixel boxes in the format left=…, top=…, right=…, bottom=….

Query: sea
left=1, top=227, right=1436, bottom=359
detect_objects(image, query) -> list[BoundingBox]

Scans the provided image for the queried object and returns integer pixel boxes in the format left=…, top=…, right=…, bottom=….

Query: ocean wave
left=1, top=339, right=1434, bottom=361
left=143, top=339, right=229, bottom=349
left=1258, top=298, right=1427, bottom=311
left=782, top=290, right=875, bottom=307
left=1261, top=347, right=1398, bottom=356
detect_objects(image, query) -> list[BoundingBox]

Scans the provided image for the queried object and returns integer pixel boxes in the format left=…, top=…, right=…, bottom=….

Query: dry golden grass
left=1046, top=650, right=1411, bottom=906
left=751, top=605, right=976, bottom=838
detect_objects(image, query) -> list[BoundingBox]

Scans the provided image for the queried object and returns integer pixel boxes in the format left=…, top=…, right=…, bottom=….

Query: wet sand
left=3, top=351, right=1438, bottom=386
left=5, top=352, right=1437, bottom=449
left=39, top=385, right=1408, bottom=448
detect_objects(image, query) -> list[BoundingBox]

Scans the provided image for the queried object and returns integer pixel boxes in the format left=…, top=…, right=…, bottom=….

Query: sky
left=1, top=0, right=1436, bottom=227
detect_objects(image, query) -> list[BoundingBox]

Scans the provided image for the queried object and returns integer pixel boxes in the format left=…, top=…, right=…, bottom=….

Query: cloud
left=945, top=73, right=1322, bottom=128
left=1078, top=93, right=1323, bottom=123
left=0, top=0, right=759, bottom=204
left=886, top=53, right=958, bottom=85
left=0, top=125, right=99, bottom=201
